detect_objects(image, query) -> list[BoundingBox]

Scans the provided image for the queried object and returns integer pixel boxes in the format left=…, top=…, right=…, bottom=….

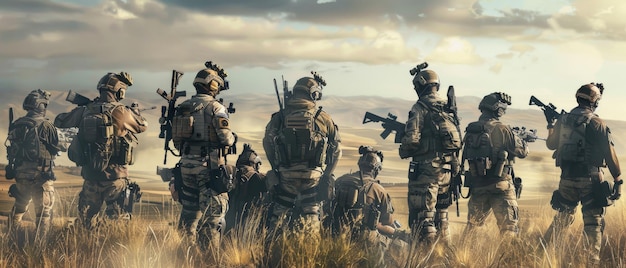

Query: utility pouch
left=5, top=165, right=16, bottom=180
left=408, top=161, right=420, bottom=181
left=208, top=165, right=234, bottom=193
left=172, top=115, right=194, bottom=143
left=494, top=151, right=508, bottom=178
left=592, top=180, right=614, bottom=207
left=468, top=157, right=490, bottom=177
left=363, top=204, right=380, bottom=231
left=8, top=184, right=18, bottom=198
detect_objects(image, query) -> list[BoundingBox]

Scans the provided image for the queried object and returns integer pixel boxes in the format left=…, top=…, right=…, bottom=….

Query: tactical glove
left=610, top=180, right=622, bottom=200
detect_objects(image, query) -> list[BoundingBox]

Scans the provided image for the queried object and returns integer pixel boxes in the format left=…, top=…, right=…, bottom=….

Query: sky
left=1, top=0, right=626, bottom=120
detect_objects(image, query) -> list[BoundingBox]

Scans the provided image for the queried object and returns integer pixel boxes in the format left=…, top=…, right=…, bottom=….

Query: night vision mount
left=409, top=62, right=429, bottom=76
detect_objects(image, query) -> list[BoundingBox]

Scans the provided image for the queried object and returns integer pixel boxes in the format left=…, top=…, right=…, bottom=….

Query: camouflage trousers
left=465, top=179, right=519, bottom=236
left=77, top=178, right=127, bottom=229
left=9, top=170, right=55, bottom=238
left=268, top=174, right=321, bottom=235
left=544, top=176, right=605, bottom=263
left=407, top=159, right=452, bottom=243
left=178, top=158, right=228, bottom=250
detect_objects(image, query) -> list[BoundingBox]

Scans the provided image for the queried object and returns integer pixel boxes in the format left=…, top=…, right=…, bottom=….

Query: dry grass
left=0, top=193, right=624, bottom=268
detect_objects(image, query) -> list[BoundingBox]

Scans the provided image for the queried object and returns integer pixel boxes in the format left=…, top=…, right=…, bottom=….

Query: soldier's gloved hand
left=169, top=181, right=179, bottom=202
left=610, top=179, right=622, bottom=200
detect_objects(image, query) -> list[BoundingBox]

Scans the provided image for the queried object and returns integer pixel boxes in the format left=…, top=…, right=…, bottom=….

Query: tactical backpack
left=333, top=175, right=379, bottom=232
left=73, top=102, right=125, bottom=171
left=417, top=101, right=462, bottom=153
left=171, top=98, right=218, bottom=148
left=462, top=121, right=501, bottom=178
left=6, top=117, right=50, bottom=167
left=275, top=108, right=328, bottom=168
left=554, top=113, right=594, bottom=167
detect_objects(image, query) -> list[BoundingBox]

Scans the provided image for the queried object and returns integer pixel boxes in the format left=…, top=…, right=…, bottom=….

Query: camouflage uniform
left=332, top=146, right=408, bottom=267
left=225, top=144, right=267, bottom=233
left=263, top=76, right=341, bottom=234
left=462, top=93, right=528, bottom=236
left=7, top=89, right=62, bottom=239
left=54, top=72, right=147, bottom=228
left=544, top=84, right=622, bottom=264
left=400, top=96, right=458, bottom=242
left=172, top=66, right=235, bottom=250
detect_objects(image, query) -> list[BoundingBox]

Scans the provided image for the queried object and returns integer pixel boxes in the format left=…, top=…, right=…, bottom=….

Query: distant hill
left=1, top=90, right=625, bottom=185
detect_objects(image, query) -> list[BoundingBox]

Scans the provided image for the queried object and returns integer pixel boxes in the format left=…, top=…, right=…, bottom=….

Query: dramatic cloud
left=426, top=36, right=484, bottom=64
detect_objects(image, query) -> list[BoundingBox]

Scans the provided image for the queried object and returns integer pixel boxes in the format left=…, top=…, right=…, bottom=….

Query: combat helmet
left=576, top=83, right=603, bottom=109
left=292, top=71, right=326, bottom=101
left=23, top=89, right=51, bottom=114
left=357, top=145, right=384, bottom=178
left=97, top=72, right=133, bottom=100
left=479, top=92, right=511, bottom=118
left=193, top=61, right=229, bottom=96
left=410, top=62, right=439, bottom=96
left=236, top=144, right=262, bottom=171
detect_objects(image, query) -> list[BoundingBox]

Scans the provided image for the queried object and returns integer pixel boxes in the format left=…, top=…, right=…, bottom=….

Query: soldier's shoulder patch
left=218, top=117, right=230, bottom=129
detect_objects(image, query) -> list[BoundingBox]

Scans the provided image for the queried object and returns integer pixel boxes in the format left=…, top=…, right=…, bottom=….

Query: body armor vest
left=274, top=107, right=327, bottom=168
left=415, top=101, right=462, bottom=158
left=462, top=120, right=509, bottom=179
left=555, top=113, right=595, bottom=167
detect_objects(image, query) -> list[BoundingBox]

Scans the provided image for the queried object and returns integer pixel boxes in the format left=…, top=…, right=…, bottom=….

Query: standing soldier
left=263, top=72, right=341, bottom=235
left=543, top=83, right=621, bottom=265
left=461, top=92, right=528, bottom=237
left=6, top=89, right=62, bottom=240
left=332, top=145, right=409, bottom=266
left=54, top=72, right=147, bottom=229
left=399, top=66, right=462, bottom=244
left=169, top=63, right=236, bottom=250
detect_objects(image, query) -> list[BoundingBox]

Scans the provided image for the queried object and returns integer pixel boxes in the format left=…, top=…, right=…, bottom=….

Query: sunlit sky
left=2, top=0, right=626, bottom=120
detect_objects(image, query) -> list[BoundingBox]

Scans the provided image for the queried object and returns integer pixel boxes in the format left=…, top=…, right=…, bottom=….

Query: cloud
left=547, top=0, right=626, bottom=39
left=426, top=36, right=484, bottom=65
left=0, top=0, right=418, bottom=77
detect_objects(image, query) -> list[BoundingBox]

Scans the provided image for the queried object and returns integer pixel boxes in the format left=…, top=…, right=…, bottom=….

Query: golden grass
left=1, top=193, right=624, bottom=268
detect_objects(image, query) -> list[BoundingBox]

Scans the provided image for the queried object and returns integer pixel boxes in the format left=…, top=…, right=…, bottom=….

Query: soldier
left=263, top=72, right=341, bottom=235
left=54, top=72, right=147, bottom=229
left=5, top=89, right=63, bottom=240
left=332, top=145, right=409, bottom=266
left=169, top=63, right=236, bottom=249
left=461, top=92, right=528, bottom=237
left=399, top=67, right=462, bottom=244
left=543, top=83, right=621, bottom=265
left=225, top=144, right=267, bottom=233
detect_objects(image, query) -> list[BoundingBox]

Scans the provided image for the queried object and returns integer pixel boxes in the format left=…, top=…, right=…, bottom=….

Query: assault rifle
left=362, top=112, right=406, bottom=143
left=529, top=96, right=564, bottom=127
left=157, top=70, right=185, bottom=164
left=65, top=90, right=94, bottom=106
left=131, top=102, right=157, bottom=112
left=446, top=85, right=463, bottom=217
left=5, top=107, right=16, bottom=179
left=511, top=126, right=544, bottom=142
